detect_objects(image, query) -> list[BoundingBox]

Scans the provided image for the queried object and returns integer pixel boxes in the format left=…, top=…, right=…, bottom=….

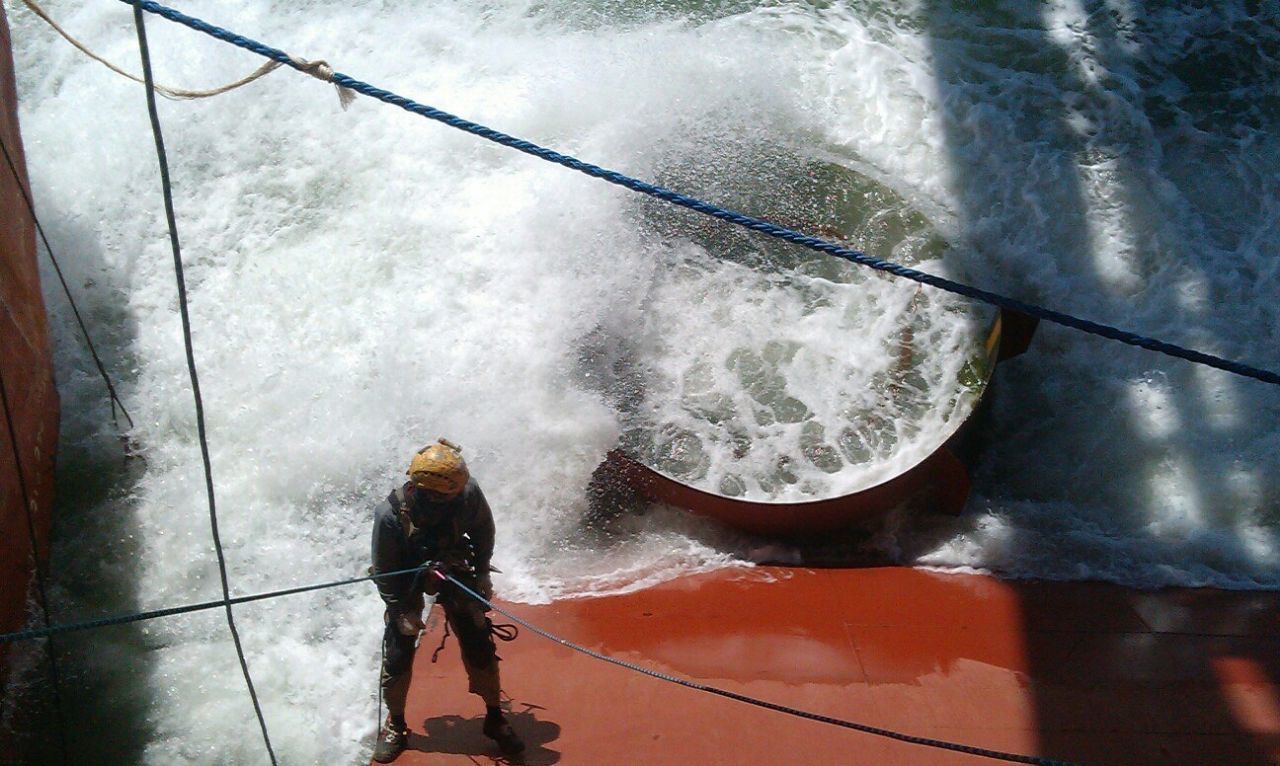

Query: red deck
left=383, top=567, right=1279, bottom=765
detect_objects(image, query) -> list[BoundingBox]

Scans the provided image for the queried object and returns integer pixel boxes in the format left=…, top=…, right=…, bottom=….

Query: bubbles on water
left=575, top=135, right=989, bottom=500
left=16, top=3, right=1280, bottom=765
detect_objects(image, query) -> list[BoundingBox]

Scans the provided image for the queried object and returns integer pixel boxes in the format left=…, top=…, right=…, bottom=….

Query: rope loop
left=490, top=622, right=519, bottom=642
left=21, top=0, right=355, bottom=107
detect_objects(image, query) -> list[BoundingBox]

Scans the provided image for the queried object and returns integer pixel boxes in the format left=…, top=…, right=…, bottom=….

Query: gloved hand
left=393, top=607, right=426, bottom=637
left=389, top=591, right=427, bottom=636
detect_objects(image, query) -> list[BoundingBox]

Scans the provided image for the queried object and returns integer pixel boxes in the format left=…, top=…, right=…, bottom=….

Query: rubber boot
left=373, top=715, right=409, bottom=763
left=483, top=710, right=525, bottom=756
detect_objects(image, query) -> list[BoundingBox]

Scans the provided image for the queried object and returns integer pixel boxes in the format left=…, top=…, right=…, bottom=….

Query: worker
left=371, top=439, right=525, bottom=762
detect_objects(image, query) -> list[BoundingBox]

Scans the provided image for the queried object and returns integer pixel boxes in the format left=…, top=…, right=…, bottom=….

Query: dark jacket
left=371, top=478, right=495, bottom=610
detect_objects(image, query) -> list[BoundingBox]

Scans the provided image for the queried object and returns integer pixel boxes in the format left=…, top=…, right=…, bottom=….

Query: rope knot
left=289, top=56, right=356, bottom=109
left=290, top=56, right=333, bottom=80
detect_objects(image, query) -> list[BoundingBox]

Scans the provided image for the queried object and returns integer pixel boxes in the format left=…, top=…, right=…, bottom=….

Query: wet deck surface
left=380, top=567, right=1280, bottom=765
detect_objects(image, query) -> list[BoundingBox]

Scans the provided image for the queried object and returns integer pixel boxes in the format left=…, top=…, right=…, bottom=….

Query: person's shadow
left=408, top=704, right=562, bottom=765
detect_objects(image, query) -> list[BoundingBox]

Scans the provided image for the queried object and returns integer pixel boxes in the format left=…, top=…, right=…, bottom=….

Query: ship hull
left=0, top=4, right=60, bottom=692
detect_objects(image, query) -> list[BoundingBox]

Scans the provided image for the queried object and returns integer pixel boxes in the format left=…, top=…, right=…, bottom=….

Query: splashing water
left=8, top=0, right=1279, bottom=763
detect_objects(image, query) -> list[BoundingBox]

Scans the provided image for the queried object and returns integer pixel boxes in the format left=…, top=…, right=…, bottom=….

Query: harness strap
left=430, top=619, right=451, bottom=663
left=389, top=486, right=416, bottom=539
left=490, top=622, right=519, bottom=642
left=428, top=610, right=519, bottom=664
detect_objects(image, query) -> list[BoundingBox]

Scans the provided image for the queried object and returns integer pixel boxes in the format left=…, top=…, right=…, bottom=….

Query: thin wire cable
left=439, top=572, right=1083, bottom=766
left=131, top=8, right=276, bottom=764
left=0, top=132, right=134, bottom=430
left=118, top=0, right=1280, bottom=388
left=0, top=565, right=429, bottom=644
left=0, top=366, right=68, bottom=764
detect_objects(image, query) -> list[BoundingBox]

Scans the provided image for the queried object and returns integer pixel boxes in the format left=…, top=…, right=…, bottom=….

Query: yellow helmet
left=407, top=439, right=468, bottom=498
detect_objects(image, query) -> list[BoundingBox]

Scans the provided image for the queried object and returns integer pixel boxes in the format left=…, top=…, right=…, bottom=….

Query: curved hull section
left=604, top=308, right=1036, bottom=535
left=603, top=444, right=971, bottom=536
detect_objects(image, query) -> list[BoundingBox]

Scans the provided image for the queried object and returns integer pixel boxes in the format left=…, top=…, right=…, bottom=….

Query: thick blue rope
left=120, top=0, right=1280, bottom=387
left=0, top=565, right=431, bottom=644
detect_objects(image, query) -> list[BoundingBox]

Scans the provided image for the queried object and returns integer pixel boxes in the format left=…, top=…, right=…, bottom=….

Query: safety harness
left=387, top=486, right=518, bottom=657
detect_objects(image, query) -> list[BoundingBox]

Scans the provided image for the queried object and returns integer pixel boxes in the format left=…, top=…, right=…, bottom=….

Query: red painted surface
left=0, top=4, right=60, bottom=682
left=385, top=567, right=1280, bottom=766
left=605, top=444, right=971, bottom=535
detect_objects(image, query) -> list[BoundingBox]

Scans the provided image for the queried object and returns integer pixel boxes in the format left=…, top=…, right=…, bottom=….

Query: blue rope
left=119, top=0, right=1280, bottom=387
left=0, top=565, right=431, bottom=644
left=439, top=574, right=1084, bottom=766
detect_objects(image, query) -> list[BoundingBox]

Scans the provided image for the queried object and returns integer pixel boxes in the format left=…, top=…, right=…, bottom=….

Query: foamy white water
left=8, top=0, right=1279, bottom=763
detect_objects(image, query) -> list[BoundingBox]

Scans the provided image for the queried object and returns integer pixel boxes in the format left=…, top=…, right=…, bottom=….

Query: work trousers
left=380, top=580, right=501, bottom=717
